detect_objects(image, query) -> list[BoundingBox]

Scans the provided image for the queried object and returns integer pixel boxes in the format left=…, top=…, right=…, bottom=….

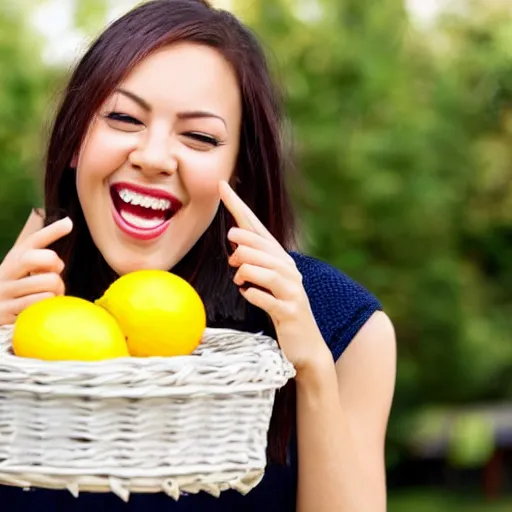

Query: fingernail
left=61, top=217, right=73, bottom=229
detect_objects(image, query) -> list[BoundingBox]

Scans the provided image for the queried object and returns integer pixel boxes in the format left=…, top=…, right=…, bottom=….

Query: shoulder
left=290, top=251, right=382, bottom=361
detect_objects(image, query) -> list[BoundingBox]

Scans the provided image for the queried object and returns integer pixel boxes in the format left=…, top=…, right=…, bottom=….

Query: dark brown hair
left=45, top=0, right=296, bottom=464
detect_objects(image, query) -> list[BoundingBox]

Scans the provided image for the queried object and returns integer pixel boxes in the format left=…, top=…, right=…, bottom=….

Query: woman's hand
left=219, top=181, right=329, bottom=371
left=0, top=212, right=72, bottom=326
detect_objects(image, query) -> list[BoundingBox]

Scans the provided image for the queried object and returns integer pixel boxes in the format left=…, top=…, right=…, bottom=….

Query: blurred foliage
left=1, top=0, right=512, bottom=479
left=447, top=413, right=495, bottom=468
left=0, top=2, right=63, bottom=250
left=407, top=405, right=500, bottom=468
left=237, top=0, right=512, bottom=469
left=389, top=489, right=512, bottom=512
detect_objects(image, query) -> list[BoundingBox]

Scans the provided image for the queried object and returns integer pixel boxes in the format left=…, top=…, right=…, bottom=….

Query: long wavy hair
left=44, top=0, right=297, bottom=464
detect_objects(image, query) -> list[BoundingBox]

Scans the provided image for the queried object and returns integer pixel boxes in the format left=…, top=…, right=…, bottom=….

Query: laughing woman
left=0, top=1, right=396, bottom=511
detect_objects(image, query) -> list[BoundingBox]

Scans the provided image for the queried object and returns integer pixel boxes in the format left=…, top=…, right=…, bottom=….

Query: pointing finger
left=13, top=209, right=45, bottom=248
left=21, top=217, right=73, bottom=251
left=218, top=181, right=274, bottom=240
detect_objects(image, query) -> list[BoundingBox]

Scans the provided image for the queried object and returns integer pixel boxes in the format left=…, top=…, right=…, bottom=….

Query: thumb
left=13, top=208, right=45, bottom=248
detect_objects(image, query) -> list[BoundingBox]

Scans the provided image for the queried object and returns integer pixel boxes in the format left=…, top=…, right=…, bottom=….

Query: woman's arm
left=218, top=181, right=396, bottom=511
left=296, top=311, right=396, bottom=512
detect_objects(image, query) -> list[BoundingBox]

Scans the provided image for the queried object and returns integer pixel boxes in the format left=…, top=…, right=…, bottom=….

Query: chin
left=103, top=253, right=167, bottom=276
left=96, top=228, right=201, bottom=277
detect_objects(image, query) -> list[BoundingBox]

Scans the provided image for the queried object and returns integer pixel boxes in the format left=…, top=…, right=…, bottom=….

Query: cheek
left=77, top=127, right=132, bottom=185
left=180, top=151, right=236, bottom=200
left=184, top=171, right=219, bottom=200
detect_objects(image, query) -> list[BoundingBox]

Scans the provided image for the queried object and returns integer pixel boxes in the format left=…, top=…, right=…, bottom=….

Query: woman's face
left=75, top=42, right=242, bottom=275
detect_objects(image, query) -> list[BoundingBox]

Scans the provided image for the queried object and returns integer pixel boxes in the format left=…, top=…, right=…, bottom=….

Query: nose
left=129, top=131, right=177, bottom=177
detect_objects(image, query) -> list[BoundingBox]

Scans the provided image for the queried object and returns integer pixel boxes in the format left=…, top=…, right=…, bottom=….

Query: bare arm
left=217, top=181, right=396, bottom=511
left=296, top=311, right=396, bottom=512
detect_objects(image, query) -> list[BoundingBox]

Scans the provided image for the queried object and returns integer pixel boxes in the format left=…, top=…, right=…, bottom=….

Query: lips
left=110, top=182, right=182, bottom=241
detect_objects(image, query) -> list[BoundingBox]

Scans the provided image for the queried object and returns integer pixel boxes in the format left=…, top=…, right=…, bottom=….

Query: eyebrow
left=116, top=88, right=151, bottom=111
left=116, top=88, right=227, bottom=128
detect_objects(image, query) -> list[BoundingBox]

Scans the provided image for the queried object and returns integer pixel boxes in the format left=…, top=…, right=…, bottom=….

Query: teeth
left=120, top=210, right=165, bottom=229
left=118, top=188, right=171, bottom=211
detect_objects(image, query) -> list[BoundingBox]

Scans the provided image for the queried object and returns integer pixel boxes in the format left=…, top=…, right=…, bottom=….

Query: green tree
left=238, top=0, right=512, bottom=466
left=0, top=4, right=63, bottom=256
left=3, top=0, right=512, bottom=473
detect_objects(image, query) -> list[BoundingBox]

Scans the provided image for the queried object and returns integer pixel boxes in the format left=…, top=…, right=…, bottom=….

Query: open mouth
left=110, top=183, right=182, bottom=238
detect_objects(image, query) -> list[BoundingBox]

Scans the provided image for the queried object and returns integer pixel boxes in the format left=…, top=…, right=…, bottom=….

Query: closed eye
left=105, top=112, right=143, bottom=126
left=185, top=132, right=221, bottom=147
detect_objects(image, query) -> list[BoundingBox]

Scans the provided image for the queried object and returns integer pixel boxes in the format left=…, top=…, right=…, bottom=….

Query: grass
left=389, top=489, right=512, bottom=512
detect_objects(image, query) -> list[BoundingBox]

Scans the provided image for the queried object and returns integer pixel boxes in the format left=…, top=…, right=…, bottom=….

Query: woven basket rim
left=0, top=325, right=296, bottom=397
left=0, top=325, right=276, bottom=365
left=0, top=469, right=265, bottom=501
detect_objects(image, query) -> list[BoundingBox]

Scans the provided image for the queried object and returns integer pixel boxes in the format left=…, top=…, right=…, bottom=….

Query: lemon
left=95, top=270, right=206, bottom=357
left=13, top=296, right=129, bottom=361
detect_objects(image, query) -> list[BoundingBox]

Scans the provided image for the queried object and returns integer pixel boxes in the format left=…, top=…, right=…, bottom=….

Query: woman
left=0, top=0, right=396, bottom=510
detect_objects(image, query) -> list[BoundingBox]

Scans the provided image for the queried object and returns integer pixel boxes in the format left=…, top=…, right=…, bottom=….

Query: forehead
left=116, top=42, right=242, bottom=117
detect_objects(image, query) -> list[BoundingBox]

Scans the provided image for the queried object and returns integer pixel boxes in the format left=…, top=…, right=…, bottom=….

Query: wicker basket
left=0, top=325, right=295, bottom=501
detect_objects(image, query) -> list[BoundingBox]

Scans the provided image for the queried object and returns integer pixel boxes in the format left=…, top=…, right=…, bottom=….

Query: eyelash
left=104, top=112, right=222, bottom=147
left=106, top=112, right=140, bottom=125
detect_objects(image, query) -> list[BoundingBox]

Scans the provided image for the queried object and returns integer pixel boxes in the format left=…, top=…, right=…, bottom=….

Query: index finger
left=218, top=181, right=274, bottom=240
left=13, top=209, right=45, bottom=248
left=20, top=216, right=73, bottom=250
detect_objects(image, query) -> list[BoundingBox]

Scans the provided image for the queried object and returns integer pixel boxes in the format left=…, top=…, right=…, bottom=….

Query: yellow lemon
left=13, top=296, right=129, bottom=361
left=95, top=270, right=206, bottom=357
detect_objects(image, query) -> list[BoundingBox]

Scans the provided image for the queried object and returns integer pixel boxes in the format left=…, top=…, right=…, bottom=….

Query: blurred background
left=1, top=0, right=512, bottom=509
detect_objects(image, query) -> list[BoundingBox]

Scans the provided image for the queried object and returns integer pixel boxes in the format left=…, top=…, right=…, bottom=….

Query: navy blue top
left=0, top=252, right=381, bottom=512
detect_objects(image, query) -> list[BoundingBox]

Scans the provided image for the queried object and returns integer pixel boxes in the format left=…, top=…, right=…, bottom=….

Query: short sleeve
left=290, top=252, right=382, bottom=361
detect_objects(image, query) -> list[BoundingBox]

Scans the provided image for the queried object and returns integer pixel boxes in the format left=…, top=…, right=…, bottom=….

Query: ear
left=70, top=152, right=78, bottom=168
